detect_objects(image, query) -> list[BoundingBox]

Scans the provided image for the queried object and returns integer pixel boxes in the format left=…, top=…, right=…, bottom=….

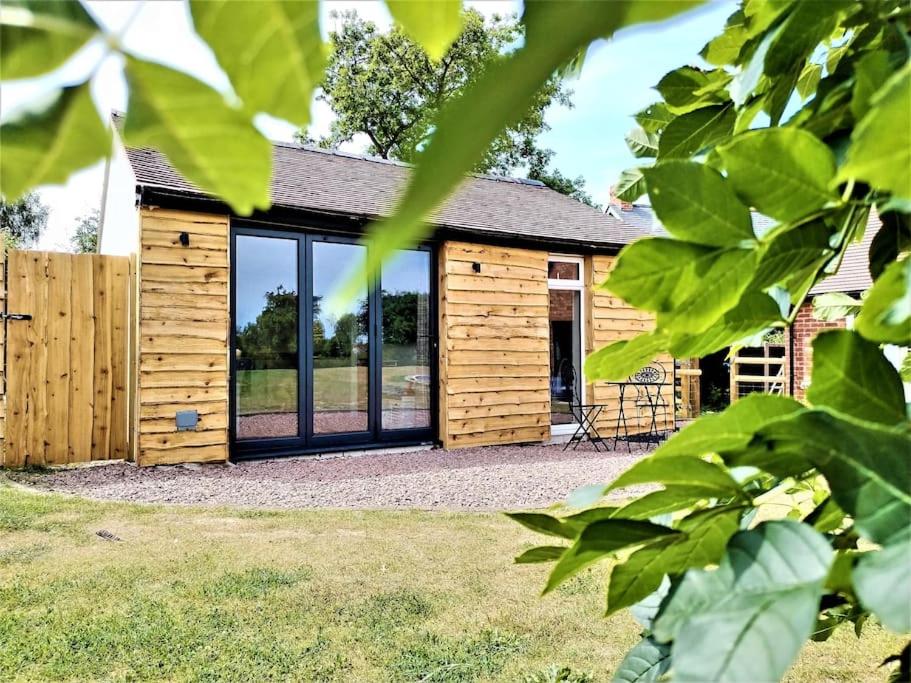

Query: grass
left=237, top=365, right=430, bottom=414
left=0, top=483, right=903, bottom=682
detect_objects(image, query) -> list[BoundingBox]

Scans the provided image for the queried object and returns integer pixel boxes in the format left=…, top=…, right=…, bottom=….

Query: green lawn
left=0, top=484, right=902, bottom=682
left=237, top=365, right=430, bottom=415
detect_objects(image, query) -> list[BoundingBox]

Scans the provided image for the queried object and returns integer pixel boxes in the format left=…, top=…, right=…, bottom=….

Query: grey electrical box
left=175, top=410, right=199, bottom=431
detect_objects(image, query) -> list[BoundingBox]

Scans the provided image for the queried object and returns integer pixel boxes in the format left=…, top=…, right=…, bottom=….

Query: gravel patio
left=8, top=442, right=653, bottom=511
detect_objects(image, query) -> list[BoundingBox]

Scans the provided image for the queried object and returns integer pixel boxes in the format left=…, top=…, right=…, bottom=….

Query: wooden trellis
left=730, top=344, right=789, bottom=402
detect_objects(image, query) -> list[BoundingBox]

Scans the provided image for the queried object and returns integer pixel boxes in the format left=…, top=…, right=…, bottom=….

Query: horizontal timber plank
left=445, top=244, right=547, bottom=270
left=448, top=401, right=550, bottom=420
left=141, top=245, right=228, bottom=268
left=449, top=413, right=549, bottom=435
left=445, top=259, right=545, bottom=281
left=446, top=364, right=548, bottom=379
left=140, top=412, right=228, bottom=433
left=141, top=429, right=226, bottom=449
left=140, top=385, right=228, bottom=405
left=139, top=370, right=227, bottom=388
left=142, top=264, right=228, bottom=284
left=445, top=274, right=546, bottom=294
left=448, top=350, right=549, bottom=366
left=141, top=306, right=229, bottom=323
left=443, top=303, right=548, bottom=318
left=141, top=336, right=227, bottom=354
left=141, top=230, right=229, bottom=251
left=444, top=290, right=549, bottom=306
left=139, top=443, right=227, bottom=466
left=447, top=426, right=548, bottom=448
left=140, top=353, right=227, bottom=372
left=446, top=390, right=550, bottom=407
left=141, top=320, right=227, bottom=340
left=447, top=337, right=548, bottom=352
left=447, top=377, right=547, bottom=393
left=445, top=315, right=548, bottom=328
left=447, top=325, right=549, bottom=340
left=140, top=400, right=227, bottom=419
left=141, top=292, right=228, bottom=310
left=141, top=279, right=228, bottom=296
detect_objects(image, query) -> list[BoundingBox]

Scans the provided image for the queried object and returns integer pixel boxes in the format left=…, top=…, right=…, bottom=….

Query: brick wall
left=787, top=298, right=845, bottom=398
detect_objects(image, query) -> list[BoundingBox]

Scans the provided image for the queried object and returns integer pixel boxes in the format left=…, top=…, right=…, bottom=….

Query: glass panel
left=235, top=235, right=298, bottom=439
left=381, top=250, right=431, bottom=430
left=549, top=288, right=581, bottom=425
left=548, top=261, right=580, bottom=280
left=312, top=242, right=369, bottom=434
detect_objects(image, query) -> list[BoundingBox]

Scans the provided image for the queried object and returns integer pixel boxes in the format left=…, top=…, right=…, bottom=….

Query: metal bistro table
left=607, top=365, right=672, bottom=452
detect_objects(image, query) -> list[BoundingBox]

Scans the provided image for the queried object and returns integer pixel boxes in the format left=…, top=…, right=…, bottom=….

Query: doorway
left=230, top=227, right=435, bottom=457
left=547, top=256, right=585, bottom=434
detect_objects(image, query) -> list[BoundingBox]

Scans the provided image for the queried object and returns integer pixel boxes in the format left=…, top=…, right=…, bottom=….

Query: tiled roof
left=123, top=136, right=634, bottom=249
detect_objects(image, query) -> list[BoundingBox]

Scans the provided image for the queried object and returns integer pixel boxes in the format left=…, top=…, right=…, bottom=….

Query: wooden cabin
left=98, top=133, right=669, bottom=466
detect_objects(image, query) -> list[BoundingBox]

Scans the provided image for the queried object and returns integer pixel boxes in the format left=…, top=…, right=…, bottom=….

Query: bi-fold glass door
left=231, top=227, right=434, bottom=457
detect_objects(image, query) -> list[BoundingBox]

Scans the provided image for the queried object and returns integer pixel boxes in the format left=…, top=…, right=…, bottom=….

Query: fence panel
left=2, top=250, right=132, bottom=467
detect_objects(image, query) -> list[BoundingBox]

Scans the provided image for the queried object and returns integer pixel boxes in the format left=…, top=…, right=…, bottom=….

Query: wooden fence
left=1, top=250, right=133, bottom=467
left=730, top=343, right=789, bottom=401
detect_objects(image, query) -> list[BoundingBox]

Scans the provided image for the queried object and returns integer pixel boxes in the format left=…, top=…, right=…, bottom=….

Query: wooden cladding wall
left=137, top=209, right=229, bottom=466
left=438, top=241, right=551, bottom=448
left=587, top=255, right=674, bottom=435
left=0, top=249, right=6, bottom=456
left=2, top=251, right=131, bottom=467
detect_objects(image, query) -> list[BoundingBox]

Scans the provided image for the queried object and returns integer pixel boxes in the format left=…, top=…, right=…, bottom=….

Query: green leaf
left=0, top=0, right=98, bottom=80
left=385, top=1, right=462, bottom=62
left=613, top=486, right=715, bottom=520
left=584, top=331, right=669, bottom=383
left=653, top=393, right=803, bottom=458
left=839, top=64, right=911, bottom=201
left=515, top=546, right=566, bottom=564
left=854, top=533, right=911, bottom=633
left=604, top=238, right=715, bottom=314
left=634, top=102, right=674, bottom=134
left=625, top=127, right=658, bottom=158
left=869, top=210, right=911, bottom=280
left=657, top=104, right=735, bottom=159
left=804, top=496, right=845, bottom=533
left=749, top=219, right=834, bottom=291
left=718, top=128, right=837, bottom=223
left=608, top=455, right=745, bottom=499
left=656, top=247, right=759, bottom=334
left=614, top=167, right=647, bottom=203
left=812, top=292, right=862, bottom=322
left=122, top=57, right=272, bottom=216
left=612, top=637, right=670, bottom=683
left=644, top=161, right=754, bottom=247
left=668, top=292, right=783, bottom=358
left=543, top=519, right=679, bottom=594
left=807, top=330, right=906, bottom=425
left=796, top=62, right=822, bottom=100
left=856, top=259, right=911, bottom=345
left=607, top=506, right=743, bottom=615
left=189, top=0, right=325, bottom=127
left=0, top=84, right=110, bottom=202
left=656, top=66, right=729, bottom=114
left=851, top=50, right=893, bottom=121
left=337, top=0, right=703, bottom=306
left=763, top=0, right=847, bottom=77
left=755, top=409, right=911, bottom=545
left=699, top=9, right=748, bottom=66
left=507, top=512, right=579, bottom=540
left=656, top=521, right=834, bottom=682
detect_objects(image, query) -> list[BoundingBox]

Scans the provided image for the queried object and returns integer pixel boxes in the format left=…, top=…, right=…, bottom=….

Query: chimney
left=609, top=186, right=635, bottom=211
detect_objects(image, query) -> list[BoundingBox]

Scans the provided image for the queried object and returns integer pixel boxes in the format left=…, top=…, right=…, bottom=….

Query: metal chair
left=631, top=364, right=670, bottom=443
left=559, top=360, right=606, bottom=451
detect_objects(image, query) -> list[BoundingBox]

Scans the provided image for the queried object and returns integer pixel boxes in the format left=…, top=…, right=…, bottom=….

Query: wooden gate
left=730, top=343, right=789, bottom=402
left=2, top=250, right=133, bottom=467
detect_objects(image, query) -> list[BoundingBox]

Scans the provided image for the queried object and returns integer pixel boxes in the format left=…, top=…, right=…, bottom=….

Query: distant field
left=237, top=366, right=430, bottom=415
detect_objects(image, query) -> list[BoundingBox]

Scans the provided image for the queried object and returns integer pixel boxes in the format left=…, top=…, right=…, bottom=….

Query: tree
left=0, top=193, right=48, bottom=249
left=236, top=285, right=298, bottom=363
left=315, top=8, right=595, bottom=201
left=70, top=208, right=99, bottom=253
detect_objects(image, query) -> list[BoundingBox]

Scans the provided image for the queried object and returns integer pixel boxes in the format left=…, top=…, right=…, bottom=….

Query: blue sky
left=0, top=0, right=735, bottom=248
